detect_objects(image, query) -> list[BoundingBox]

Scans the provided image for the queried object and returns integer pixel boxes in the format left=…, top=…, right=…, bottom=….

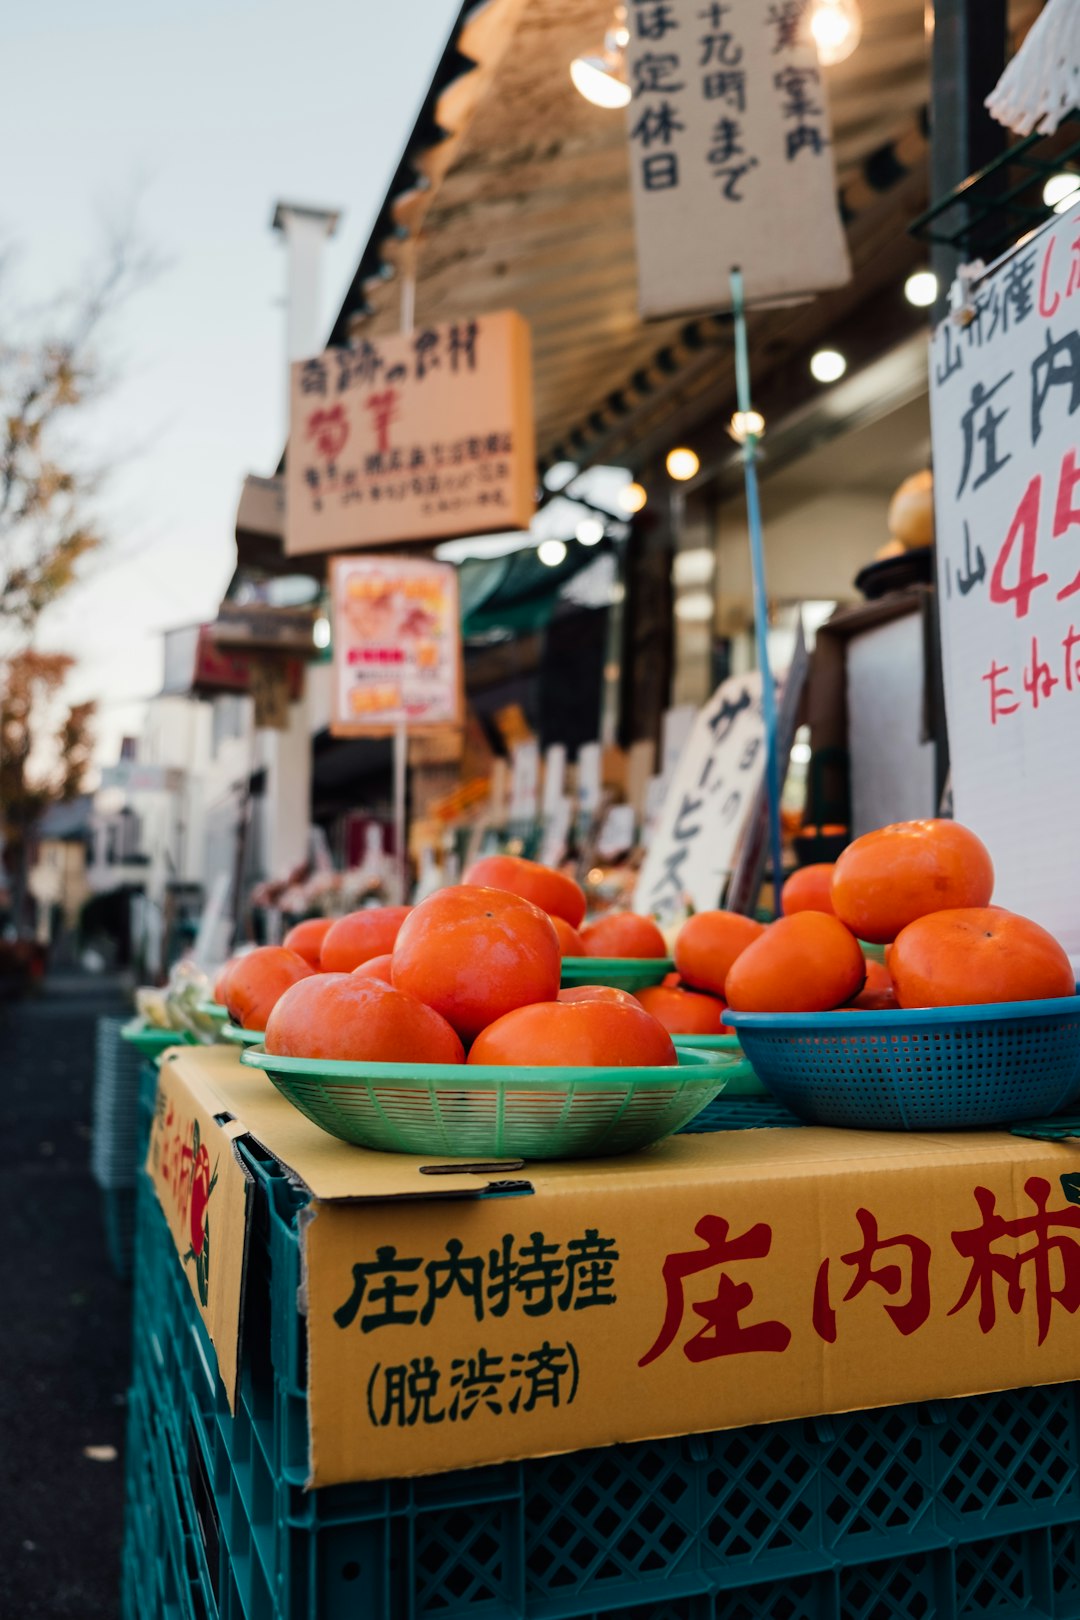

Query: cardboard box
left=150, top=1046, right=1080, bottom=1490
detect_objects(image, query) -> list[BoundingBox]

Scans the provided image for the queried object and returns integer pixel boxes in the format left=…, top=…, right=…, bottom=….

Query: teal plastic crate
left=124, top=1118, right=1080, bottom=1620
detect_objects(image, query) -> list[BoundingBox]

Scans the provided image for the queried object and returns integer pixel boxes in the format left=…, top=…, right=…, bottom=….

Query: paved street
left=0, top=975, right=133, bottom=1619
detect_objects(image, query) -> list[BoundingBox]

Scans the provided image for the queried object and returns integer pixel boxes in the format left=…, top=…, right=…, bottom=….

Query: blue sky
left=2, top=0, right=460, bottom=761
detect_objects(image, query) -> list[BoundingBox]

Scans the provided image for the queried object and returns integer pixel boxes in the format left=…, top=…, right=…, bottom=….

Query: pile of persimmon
left=667, top=819, right=1073, bottom=1015
left=218, top=856, right=683, bottom=1069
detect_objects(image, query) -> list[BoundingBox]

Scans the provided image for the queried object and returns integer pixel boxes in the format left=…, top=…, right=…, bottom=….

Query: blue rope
left=730, top=269, right=785, bottom=920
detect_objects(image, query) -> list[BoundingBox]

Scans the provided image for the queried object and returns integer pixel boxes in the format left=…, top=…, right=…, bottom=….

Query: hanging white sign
left=930, top=198, right=1080, bottom=966
left=625, top=0, right=850, bottom=318
left=634, top=671, right=770, bottom=923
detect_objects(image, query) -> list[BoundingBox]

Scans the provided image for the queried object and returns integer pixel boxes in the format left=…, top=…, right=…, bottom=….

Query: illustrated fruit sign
left=330, top=555, right=462, bottom=736
left=930, top=196, right=1080, bottom=968
left=285, top=311, right=535, bottom=553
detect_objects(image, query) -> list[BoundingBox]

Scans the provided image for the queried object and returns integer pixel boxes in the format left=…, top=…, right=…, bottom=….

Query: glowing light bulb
left=666, top=447, right=700, bottom=481
left=569, top=54, right=630, bottom=108
left=576, top=516, right=605, bottom=546
left=1044, top=173, right=1080, bottom=213
left=810, top=0, right=862, bottom=65
left=618, top=481, right=648, bottom=514
left=810, top=349, right=847, bottom=383
left=538, top=539, right=568, bottom=567
left=313, top=617, right=331, bottom=649
left=730, top=410, right=765, bottom=442
left=904, top=269, right=938, bottom=308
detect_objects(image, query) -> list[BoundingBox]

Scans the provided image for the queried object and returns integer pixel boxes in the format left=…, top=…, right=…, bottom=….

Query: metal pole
left=730, top=269, right=785, bottom=919
left=393, top=716, right=408, bottom=904
left=929, top=0, right=1008, bottom=307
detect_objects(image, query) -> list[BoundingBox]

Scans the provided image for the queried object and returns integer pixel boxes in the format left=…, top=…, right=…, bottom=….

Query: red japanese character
left=365, top=389, right=400, bottom=454
left=813, top=1209, right=931, bottom=1343
left=306, top=404, right=349, bottom=459
left=639, top=1214, right=791, bottom=1367
left=1022, top=636, right=1059, bottom=708
left=950, top=1177, right=1080, bottom=1345
left=982, top=660, right=1020, bottom=725
left=1063, top=625, right=1080, bottom=691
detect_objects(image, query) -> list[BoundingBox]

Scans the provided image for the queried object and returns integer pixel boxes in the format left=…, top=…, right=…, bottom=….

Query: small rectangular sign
left=625, top=0, right=850, bottom=317
left=286, top=310, right=535, bottom=553
left=330, top=555, right=462, bottom=736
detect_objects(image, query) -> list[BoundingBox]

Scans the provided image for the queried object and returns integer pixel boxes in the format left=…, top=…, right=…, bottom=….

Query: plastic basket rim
left=119, top=1016, right=191, bottom=1049
left=672, top=1032, right=742, bottom=1050
left=726, top=990, right=1080, bottom=1031
left=222, top=1021, right=265, bottom=1046
left=240, top=1042, right=737, bottom=1088
left=560, top=954, right=674, bottom=972
left=196, top=999, right=229, bottom=1020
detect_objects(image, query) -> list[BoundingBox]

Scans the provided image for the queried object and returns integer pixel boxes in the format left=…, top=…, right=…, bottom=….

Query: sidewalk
left=0, top=974, right=133, bottom=1619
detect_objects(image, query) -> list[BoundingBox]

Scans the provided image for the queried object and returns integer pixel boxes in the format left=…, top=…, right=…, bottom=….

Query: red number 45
left=990, top=451, right=1080, bottom=618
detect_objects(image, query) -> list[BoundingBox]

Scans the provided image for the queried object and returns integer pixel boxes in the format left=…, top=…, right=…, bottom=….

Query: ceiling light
left=570, top=55, right=631, bottom=108
left=1044, top=173, right=1080, bottom=213
left=810, top=348, right=847, bottom=383
left=618, top=481, right=648, bottom=514
left=666, top=447, right=700, bottom=481
left=538, top=539, right=568, bottom=567
left=543, top=459, right=579, bottom=492
left=674, top=591, right=714, bottom=623
left=576, top=516, right=605, bottom=546
left=810, top=0, right=862, bottom=65
left=904, top=269, right=938, bottom=308
left=730, top=410, right=765, bottom=442
left=313, top=616, right=331, bottom=650
left=570, top=8, right=631, bottom=110
left=673, top=548, right=715, bottom=587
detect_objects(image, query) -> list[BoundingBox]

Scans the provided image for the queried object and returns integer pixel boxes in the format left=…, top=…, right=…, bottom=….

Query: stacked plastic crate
left=122, top=1107, right=1080, bottom=1620
left=90, top=1017, right=144, bottom=1278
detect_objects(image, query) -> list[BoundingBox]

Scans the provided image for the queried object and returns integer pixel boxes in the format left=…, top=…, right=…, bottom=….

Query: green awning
left=458, top=543, right=600, bottom=638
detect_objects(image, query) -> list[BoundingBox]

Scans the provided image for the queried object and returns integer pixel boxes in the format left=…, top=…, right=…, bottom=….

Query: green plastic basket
left=560, top=955, right=674, bottom=991
left=196, top=999, right=229, bottom=1026
left=222, top=1021, right=265, bottom=1047
left=860, top=941, right=888, bottom=965
left=120, top=1018, right=195, bottom=1059
left=670, top=1034, right=768, bottom=1095
left=240, top=1045, right=740, bottom=1159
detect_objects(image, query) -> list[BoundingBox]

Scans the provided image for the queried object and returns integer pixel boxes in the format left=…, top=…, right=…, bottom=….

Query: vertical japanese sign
left=930, top=200, right=1080, bottom=967
left=625, top=0, right=850, bottom=318
left=286, top=311, right=535, bottom=554
left=634, top=671, right=772, bottom=922
left=330, top=556, right=462, bottom=737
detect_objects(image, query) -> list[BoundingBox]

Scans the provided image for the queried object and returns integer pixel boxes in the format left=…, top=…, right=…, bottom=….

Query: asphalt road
left=0, top=974, right=133, bottom=1620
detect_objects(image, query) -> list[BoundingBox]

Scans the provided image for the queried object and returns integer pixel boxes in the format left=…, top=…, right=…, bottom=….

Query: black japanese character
left=630, top=100, right=685, bottom=146
left=1032, top=326, right=1080, bottom=445
left=299, top=358, right=327, bottom=395
left=632, top=52, right=685, bottom=95
left=642, top=152, right=680, bottom=191
left=773, top=64, right=822, bottom=120
left=707, top=116, right=745, bottom=165
left=709, top=687, right=752, bottom=741
left=508, top=1342, right=575, bottom=1413
left=334, top=1247, right=422, bottom=1332
left=635, top=2, right=679, bottom=39
left=515, top=1233, right=564, bottom=1316
left=414, top=329, right=440, bottom=380
left=956, top=522, right=987, bottom=596
left=957, top=373, right=1012, bottom=496
left=561, top=1231, right=620, bottom=1309
left=448, top=1349, right=505, bottom=1419
left=785, top=124, right=827, bottom=160
left=420, top=1239, right=485, bottom=1325
left=766, top=0, right=810, bottom=52
left=703, top=69, right=746, bottom=108
left=699, top=31, right=743, bottom=67
left=448, top=320, right=478, bottom=371
left=377, top=1357, right=444, bottom=1427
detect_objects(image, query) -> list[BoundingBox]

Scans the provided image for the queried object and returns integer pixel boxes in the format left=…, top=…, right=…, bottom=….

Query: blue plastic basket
left=726, top=994, right=1080, bottom=1130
